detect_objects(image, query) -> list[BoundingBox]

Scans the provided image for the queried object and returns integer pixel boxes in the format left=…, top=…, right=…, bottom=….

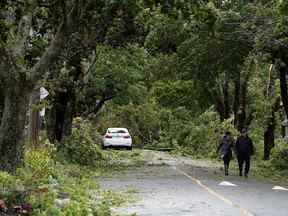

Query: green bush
left=0, top=145, right=57, bottom=213
left=0, top=171, right=24, bottom=209
left=0, top=141, right=121, bottom=215
left=23, top=142, right=56, bottom=182
left=62, top=117, right=104, bottom=166
left=0, top=171, right=17, bottom=196
left=150, top=107, right=238, bottom=158
left=271, top=138, right=288, bottom=170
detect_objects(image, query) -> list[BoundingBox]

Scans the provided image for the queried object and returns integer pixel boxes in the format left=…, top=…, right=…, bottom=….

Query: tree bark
left=47, top=86, right=75, bottom=143
left=263, top=98, right=280, bottom=160
left=279, top=61, right=288, bottom=118
left=0, top=86, right=30, bottom=172
left=223, top=72, right=230, bottom=119
left=235, top=68, right=250, bottom=131
left=0, top=1, right=88, bottom=172
left=233, top=73, right=240, bottom=128
left=29, top=88, right=40, bottom=147
left=46, top=59, right=82, bottom=143
left=0, top=88, right=4, bottom=125
left=263, top=65, right=277, bottom=160
left=264, top=116, right=275, bottom=160
left=215, top=95, right=225, bottom=121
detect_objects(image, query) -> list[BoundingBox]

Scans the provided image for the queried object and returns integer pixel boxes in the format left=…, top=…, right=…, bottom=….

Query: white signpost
left=39, top=87, right=49, bottom=117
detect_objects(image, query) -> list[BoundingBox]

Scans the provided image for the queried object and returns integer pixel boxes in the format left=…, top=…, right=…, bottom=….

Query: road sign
left=40, top=87, right=49, bottom=100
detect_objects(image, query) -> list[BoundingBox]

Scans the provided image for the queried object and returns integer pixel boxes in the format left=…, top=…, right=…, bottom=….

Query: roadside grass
left=0, top=147, right=140, bottom=216
left=99, top=149, right=148, bottom=169
left=168, top=148, right=288, bottom=184
left=252, top=160, right=288, bottom=184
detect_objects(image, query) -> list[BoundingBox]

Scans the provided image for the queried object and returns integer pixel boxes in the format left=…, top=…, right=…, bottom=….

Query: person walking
left=235, top=128, right=254, bottom=178
left=218, top=131, right=234, bottom=176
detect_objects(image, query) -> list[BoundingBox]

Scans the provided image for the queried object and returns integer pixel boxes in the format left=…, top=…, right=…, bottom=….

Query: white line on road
left=272, top=186, right=288, bottom=191
left=219, top=181, right=238, bottom=187
left=172, top=166, right=255, bottom=216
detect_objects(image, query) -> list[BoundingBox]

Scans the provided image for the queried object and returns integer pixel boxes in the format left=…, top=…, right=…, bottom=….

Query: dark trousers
left=223, top=154, right=231, bottom=175
left=237, top=154, right=250, bottom=176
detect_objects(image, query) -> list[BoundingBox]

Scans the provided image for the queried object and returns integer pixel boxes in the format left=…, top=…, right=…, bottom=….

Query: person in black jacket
left=218, top=131, right=234, bottom=176
left=235, top=128, right=254, bottom=178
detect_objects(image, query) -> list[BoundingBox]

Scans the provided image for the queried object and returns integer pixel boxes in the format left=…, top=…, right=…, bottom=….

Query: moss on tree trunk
left=0, top=86, right=29, bottom=173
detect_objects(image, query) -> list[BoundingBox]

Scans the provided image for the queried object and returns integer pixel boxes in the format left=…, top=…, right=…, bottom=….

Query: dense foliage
left=1, top=0, right=288, bottom=214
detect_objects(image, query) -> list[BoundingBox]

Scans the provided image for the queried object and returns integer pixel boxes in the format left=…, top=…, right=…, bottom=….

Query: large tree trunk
left=0, top=1, right=85, bottom=173
left=0, top=86, right=30, bottom=172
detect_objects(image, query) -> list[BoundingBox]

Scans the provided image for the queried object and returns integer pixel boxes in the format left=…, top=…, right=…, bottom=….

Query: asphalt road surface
left=100, top=151, right=288, bottom=216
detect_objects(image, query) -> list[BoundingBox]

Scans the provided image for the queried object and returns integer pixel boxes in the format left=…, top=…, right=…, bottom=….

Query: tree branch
left=30, top=0, right=82, bottom=83
left=12, top=0, right=37, bottom=56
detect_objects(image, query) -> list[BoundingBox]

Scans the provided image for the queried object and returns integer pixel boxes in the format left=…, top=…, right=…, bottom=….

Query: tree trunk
left=29, top=88, right=40, bottom=147
left=233, top=74, right=240, bottom=128
left=46, top=61, right=81, bottom=143
left=263, top=65, right=277, bottom=161
left=47, top=88, right=75, bottom=143
left=0, top=86, right=30, bottom=172
left=263, top=98, right=280, bottom=160
left=0, top=88, right=4, bottom=125
left=223, top=73, right=230, bottom=119
left=279, top=61, right=288, bottom=118
left=215, top=96, right=225, bottom=121
left=264, top=116, right=275, bottom=160
left=235, top=69, right=250, bottom=131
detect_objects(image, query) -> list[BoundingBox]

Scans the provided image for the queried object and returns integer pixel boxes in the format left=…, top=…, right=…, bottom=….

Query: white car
left=103, top=128, right=132, bottom=150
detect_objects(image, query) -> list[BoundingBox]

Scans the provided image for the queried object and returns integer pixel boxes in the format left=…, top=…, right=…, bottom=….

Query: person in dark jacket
left=235, top=128, right=254, bottom=178
left=218, top=131, right=234, bottom=176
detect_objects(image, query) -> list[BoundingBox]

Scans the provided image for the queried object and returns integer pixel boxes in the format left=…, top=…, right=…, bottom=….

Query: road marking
left=219, top=181, right=238, bottom=187
left=272, top=186, right=288, bottom=191
left=172, top=166, right=255, bottom=216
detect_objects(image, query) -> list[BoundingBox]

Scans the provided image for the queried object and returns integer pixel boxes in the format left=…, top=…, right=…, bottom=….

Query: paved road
left=100, top=152, right=288, bottom=216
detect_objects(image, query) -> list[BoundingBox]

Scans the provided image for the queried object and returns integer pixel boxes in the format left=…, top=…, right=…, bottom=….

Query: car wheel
left=127, top=146, right=132, bottom=150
